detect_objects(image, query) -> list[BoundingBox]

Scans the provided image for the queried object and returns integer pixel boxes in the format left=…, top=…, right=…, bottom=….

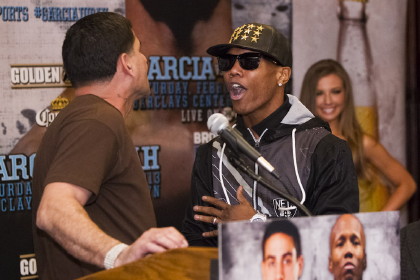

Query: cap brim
left=207, top=44, right=232, bottom=57
left=207, top=43, right=266, bottom=57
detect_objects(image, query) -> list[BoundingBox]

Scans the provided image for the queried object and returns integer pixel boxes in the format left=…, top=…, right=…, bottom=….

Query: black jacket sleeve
left=305, top=134, right=359, bottom=215
left=181, top=143, right=218, bottom=247
left=401, top=220, right=420, bottom=280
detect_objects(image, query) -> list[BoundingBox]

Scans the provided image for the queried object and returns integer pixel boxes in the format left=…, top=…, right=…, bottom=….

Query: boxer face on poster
left=329, top=214, right=367, bottom=280
left=261, top=232, right=303, bottom=280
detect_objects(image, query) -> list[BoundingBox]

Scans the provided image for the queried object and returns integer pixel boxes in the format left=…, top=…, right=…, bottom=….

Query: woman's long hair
left=300, top=59, right=367, bottom=179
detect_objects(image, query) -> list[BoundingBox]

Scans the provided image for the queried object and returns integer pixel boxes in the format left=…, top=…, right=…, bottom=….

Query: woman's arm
left=363, top=135, right=417, bottom=211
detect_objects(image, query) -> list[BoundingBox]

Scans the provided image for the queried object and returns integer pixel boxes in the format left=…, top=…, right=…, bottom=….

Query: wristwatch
left=250, top=212, right=267, bottom=222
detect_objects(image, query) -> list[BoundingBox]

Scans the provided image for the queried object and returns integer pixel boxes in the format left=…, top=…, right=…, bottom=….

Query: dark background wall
left=407, top=0, right=420, bottom=222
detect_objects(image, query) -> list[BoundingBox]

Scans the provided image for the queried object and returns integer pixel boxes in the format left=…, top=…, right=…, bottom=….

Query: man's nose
left=275, top=264, right=284, bottom=280
left=344, top=242, right=354, bottom=258
left=228, top=59, right=242, bottom=76
left=344, top=251, right=353, bottom=258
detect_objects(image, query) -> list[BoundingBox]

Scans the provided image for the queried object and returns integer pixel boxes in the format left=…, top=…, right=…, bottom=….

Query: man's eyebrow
left=282, top=252, right=293, bottom=258
left=335, top=235, right=346, bottom=244
left=265, top=255, right=276, bottom=261
left=265, top=252, right=293, bottom=260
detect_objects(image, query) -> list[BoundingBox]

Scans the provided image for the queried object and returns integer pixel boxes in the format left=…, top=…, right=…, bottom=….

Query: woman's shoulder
left=362, top=134, right=390, bottom=161
left=362, top=134, right=380, bottom=149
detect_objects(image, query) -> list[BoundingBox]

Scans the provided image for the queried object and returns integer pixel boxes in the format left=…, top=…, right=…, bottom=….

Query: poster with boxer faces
left=0, top=0, right=406, bottom=279
left=219, top=211, right=400, bottom=280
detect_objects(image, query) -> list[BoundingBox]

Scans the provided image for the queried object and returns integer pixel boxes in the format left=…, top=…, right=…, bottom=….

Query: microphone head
left=207, top=113, right=229, bottom=135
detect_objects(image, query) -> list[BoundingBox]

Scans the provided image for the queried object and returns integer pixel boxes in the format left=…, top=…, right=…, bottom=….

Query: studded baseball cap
left=207, top=23, right=292, bottom=67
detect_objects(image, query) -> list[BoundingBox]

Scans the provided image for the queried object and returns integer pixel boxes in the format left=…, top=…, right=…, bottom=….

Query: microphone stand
left=225, top=150, right=313, bottom=217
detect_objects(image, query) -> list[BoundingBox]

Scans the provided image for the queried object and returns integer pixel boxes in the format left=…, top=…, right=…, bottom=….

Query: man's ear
left=328, top=256, right=333, bottom=272
left=363, top=253, right=367, bottom=270
left=277, top=66, right=291, bottom=85
left=298, top=255, right=304, bottom=277
left=118, top=53, right=133, bottom=75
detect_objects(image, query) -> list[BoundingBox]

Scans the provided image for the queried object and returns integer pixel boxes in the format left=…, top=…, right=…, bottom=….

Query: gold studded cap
left=207, top=23, right=292, bottom=67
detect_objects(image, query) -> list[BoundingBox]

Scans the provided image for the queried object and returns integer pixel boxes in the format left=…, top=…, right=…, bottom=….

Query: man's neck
left=239, top=94, right=290, bottom=134
left=242, top=92, right=286, bottom=128
left=75, top=82, right=131, bottom=117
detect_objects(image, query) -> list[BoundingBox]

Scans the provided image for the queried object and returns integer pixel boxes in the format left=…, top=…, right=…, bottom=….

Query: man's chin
left=342, top=270, right=357, bottom=280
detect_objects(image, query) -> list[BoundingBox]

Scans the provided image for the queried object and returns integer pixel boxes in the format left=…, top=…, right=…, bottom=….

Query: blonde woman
left=300, top=59, right=416, bottom=211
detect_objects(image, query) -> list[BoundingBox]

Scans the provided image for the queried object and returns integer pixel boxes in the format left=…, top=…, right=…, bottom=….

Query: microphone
left=207, top=113, right=280, bottom=179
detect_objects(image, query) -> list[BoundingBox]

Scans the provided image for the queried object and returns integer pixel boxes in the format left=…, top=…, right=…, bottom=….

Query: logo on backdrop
left=136, top=146, right=161, bottom=199
left=20, top=254, right=37, bottom=279
left=36, top=96, right=70, bottom=127
left=0, top=147, right=160, bottom=211
left=0, top=153, right=34, bottom=213
left=10, top=64, right=70, bottom=89
left=0, top=6, right=109, bottom=22
left=133, top=55, right=231, bottom=123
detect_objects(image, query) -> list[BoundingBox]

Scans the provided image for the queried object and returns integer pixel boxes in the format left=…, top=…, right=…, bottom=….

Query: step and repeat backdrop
left=0, top=0, right=405, bottom=279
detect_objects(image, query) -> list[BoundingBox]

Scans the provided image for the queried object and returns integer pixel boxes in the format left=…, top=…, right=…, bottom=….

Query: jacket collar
left=235, top=94, right=331, bottom=144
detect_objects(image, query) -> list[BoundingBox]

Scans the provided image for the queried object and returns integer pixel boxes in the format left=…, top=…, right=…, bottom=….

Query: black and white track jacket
left=182, top=95, right=359, bottom=247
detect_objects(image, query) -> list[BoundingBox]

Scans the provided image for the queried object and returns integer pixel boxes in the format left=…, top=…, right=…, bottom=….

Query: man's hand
left=115, top=227, right=188, bottom=267
left=193, top=186, right=256, bottom=237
